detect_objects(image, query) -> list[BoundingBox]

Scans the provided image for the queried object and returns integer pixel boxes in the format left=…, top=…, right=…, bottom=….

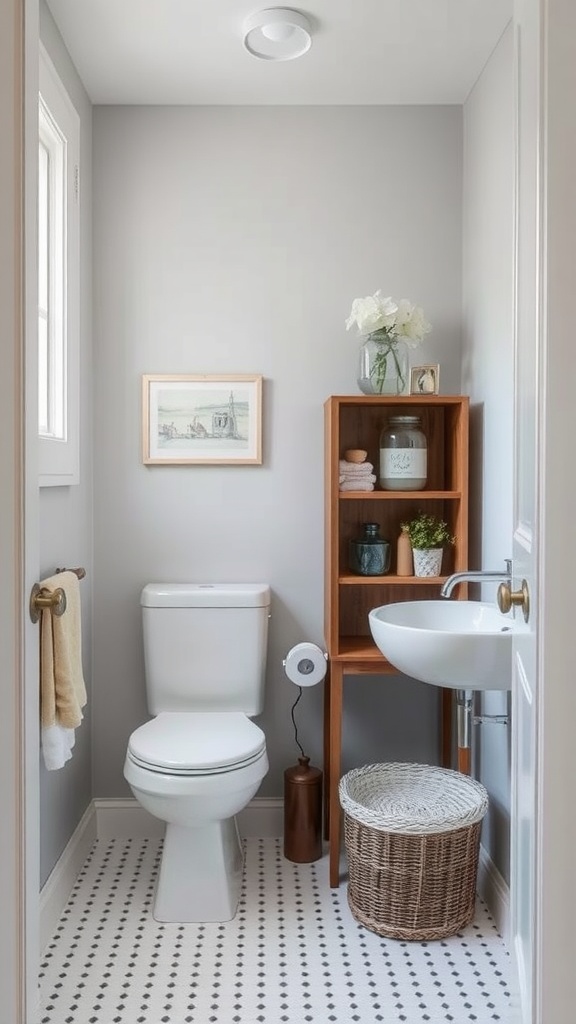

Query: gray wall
left=39, top=2, right=93, bottom=885
left=462, top=24, right=514, bottom=881
left=91, top=104, right=463, bottom=798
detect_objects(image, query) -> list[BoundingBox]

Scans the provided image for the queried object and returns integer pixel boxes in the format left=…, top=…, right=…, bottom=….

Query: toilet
left=124, top=582, right=270, bottom=923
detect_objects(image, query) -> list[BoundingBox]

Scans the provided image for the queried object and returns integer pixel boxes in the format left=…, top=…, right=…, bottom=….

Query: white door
left=512, top=2, right=576, bottom=1022
left=510, top=0, right=540, bottom=1016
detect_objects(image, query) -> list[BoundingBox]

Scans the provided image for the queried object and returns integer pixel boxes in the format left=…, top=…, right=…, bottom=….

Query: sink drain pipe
left=456, top=689, right=509, bottom=775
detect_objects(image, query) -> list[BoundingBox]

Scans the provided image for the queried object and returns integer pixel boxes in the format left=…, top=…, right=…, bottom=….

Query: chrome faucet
left=440, top=560, right=512, bottom=598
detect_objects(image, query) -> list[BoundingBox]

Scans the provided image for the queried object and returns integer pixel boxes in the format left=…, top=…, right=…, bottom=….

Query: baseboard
left=93, top=795, right=284, bottom=840
left=94, top=797, right=166, bottom=838
left=41, top=796, right=284, bottom=949
left=39, top=801, right=97, bottom=953
left=477, top=843, right=510, bottom=943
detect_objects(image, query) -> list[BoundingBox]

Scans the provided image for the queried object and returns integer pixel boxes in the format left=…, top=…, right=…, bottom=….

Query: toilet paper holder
left=283, top=642, right=328, bottom=687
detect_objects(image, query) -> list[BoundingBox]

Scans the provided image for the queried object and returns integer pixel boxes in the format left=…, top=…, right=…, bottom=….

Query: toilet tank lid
left=141, top=583, right=271, bottom=608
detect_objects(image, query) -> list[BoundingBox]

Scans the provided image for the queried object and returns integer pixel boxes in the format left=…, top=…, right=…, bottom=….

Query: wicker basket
left=339, top=762, right=488, bottom=941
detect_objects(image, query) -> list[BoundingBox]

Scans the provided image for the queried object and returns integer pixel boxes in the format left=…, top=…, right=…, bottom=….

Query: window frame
left=38, top=44, right=80, bottom=487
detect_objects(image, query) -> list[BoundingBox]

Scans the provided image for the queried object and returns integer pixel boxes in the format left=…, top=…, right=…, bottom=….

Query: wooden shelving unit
left=323, top=395, right=469, bottom=885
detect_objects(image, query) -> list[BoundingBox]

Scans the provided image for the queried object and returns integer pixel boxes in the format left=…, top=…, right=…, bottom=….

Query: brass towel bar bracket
left=29, top=566, right=86, bottom=624
left=30, top=584, right=66, bottom=623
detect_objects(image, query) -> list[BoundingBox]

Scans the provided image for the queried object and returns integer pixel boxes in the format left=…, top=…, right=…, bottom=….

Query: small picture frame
left=142, top=374, right=263, bottom=465
left=410, top=364, right=440, bottom=396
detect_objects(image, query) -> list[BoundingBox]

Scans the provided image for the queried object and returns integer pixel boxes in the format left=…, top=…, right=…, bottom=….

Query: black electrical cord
left=290, top=685, right=306, bottom=759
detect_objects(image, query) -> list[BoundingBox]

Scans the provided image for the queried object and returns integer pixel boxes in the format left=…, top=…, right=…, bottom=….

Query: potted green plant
left=402, top=511, right=455, bottom=577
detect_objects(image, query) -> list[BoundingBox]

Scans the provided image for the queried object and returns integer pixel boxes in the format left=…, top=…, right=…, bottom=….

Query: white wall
left=92, top=104, right=463, bottom=798
left=39, top=1, right=93, bottom=885
left=462, top=24, right=514, bottom=881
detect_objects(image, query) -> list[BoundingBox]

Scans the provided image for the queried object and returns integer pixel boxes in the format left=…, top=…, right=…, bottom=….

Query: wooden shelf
left=323, top=394, right=470, bottom=888
left=338, top=574, right=447, bottom=585
left=338, top=489, right=461, bottom=500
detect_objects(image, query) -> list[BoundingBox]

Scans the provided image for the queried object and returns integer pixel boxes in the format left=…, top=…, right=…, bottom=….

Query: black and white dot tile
left=39, top=838, right=518, bottom=1024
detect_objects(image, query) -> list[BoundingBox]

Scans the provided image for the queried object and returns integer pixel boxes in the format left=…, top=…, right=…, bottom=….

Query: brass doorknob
left=497, top=579, right=530, bottom=622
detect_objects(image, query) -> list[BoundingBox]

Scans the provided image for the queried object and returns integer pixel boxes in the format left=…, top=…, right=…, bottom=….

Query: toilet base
left=153, top=817, right=244, bottom=923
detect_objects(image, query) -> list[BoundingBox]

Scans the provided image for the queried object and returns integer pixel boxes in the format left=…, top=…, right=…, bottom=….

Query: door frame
left=0, top=0, right=27, bottom=1019
left=532, top=0, right=576, bottom=1018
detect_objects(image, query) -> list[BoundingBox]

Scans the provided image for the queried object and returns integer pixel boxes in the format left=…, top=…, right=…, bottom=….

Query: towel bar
left=29, top=567, right=86, bottom=623
left=29, top=584, right=66, bottom=623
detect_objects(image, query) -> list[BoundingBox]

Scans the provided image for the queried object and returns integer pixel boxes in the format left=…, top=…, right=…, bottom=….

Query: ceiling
left=46, top=0, right=511, bottom=106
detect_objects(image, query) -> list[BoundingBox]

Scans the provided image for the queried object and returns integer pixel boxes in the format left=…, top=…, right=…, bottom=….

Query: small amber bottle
left=396, top=525, right=413, bottom=576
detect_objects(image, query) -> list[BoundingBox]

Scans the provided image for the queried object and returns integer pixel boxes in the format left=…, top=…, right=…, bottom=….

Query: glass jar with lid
left=379, top=415, right=427, bottom=491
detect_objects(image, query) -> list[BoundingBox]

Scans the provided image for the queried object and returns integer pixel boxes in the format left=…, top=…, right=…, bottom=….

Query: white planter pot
left=412, top=547, right=443, bottom=577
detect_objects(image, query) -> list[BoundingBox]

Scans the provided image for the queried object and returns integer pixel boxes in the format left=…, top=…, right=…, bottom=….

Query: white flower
left=346, top=290, right=431, bottom=348
left=345, top=290, right=398, bottom=336
left=391, top=299, right=432, bottom=348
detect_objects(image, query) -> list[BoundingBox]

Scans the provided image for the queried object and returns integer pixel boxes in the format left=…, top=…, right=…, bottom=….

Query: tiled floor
left=39, top=838, right=518, bottom=1024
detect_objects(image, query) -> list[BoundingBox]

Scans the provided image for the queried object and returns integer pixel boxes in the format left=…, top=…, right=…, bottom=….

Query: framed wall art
left=142, top=374, right=263, bottom=465
left=410, top=364, right=440, bottom=396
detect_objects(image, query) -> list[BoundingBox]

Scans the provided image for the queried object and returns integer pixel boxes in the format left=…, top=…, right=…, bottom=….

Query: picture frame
left=410, top=364, right=440, bottom=396
left=142, top=374, right=263, bottom=465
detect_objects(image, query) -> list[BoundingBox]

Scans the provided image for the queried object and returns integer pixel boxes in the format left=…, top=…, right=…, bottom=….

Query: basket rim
left=339, top=761, right=488, bottom=834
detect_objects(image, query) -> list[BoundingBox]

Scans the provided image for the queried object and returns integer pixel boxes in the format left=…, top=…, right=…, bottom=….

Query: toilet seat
left=127, top=712, right=266, bottom=776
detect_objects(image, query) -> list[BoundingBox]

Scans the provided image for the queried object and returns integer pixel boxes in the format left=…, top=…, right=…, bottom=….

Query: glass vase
left=357, top=335, right=409, bottom=395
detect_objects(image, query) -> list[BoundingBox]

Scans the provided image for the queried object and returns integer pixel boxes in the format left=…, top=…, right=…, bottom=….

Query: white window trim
left=38, top=44, right=80, bottom=487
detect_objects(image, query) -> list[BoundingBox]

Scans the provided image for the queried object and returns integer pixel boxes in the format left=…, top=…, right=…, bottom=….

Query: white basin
left=368, top=601, right=512, bottom=690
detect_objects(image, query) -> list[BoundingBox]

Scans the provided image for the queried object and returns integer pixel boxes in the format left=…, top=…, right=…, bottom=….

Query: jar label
left=380, top=448, right=427, bottom=480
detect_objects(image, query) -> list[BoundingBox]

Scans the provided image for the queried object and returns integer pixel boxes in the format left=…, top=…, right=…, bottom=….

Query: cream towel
left=40, top=571, right=87, bottom=770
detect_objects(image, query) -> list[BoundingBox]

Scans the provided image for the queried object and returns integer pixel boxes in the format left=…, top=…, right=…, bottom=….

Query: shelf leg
left=323, top=666, right=331, bottom=841
left=441, top=688, right=453, bottom=768
left=328, top=663, right=344, bottom=888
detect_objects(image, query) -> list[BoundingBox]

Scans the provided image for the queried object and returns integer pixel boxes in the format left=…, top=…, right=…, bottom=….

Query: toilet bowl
left=124, top=711, right=268, bottom=922
left=125, top=582, right=271, bottom=923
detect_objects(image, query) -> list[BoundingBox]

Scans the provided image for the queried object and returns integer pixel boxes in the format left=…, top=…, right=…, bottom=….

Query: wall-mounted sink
left=368, top=601, right=512, bottom=690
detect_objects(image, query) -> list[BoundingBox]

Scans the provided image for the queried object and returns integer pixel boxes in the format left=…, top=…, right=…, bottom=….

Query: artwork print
left=142, top=374, right=262, bottom=465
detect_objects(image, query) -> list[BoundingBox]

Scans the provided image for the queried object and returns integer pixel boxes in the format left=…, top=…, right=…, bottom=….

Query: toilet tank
left=140, top=583, right=271, bottom=715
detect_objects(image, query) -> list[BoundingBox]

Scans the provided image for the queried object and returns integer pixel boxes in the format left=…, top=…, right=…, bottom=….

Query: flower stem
left=368, top=336, right=405, bottom=394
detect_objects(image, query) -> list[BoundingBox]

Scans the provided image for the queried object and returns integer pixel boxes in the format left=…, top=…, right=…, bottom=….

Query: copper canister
left=283, top=756, right=323, bottom=863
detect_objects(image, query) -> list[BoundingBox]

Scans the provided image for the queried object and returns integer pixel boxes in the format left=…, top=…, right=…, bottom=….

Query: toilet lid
left=128, top=712, right=266, bottom=773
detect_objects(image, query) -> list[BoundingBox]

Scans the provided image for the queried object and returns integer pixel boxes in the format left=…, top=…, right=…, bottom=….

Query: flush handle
left=497, top=579, right=530, bottom=623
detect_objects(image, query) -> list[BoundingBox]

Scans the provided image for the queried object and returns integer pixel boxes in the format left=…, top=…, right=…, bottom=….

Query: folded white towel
left=41, top=723, right=76, bottom=771
left=339, top=472, right=376, bottom=485
left=339, top=460, right=374, bottom=474
left=339, top=479, right=375, bottom=492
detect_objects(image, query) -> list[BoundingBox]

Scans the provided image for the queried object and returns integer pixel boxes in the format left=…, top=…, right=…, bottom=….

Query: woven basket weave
left=339, top=763, right=488, bottom=941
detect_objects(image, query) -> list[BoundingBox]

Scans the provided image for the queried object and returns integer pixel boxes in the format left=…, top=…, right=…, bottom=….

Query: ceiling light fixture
left=243, top=8, right=312, bottom=62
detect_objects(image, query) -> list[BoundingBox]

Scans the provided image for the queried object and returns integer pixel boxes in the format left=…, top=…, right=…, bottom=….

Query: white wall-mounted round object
left=283, top=642, right=327, bottom=687
left=243, top=9, right=312, bottom=62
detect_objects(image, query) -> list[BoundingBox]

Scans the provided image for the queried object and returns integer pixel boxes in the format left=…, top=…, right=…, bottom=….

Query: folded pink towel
left=339, top=472, right=376, bottom=485
left=339, top=459, right=374, bottom=474
left=339, top=479, right=375, bottom=492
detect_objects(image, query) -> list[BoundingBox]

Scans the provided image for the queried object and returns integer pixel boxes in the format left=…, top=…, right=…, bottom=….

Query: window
left=38, top=46, right=80, bottom=486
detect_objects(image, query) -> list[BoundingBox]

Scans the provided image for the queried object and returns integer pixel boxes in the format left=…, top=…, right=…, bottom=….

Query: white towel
left=41, top=724, right=76, bottom=771
left=39, top=571, right=87, bottom=771
left=339, top=479, right=375, bottom=492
